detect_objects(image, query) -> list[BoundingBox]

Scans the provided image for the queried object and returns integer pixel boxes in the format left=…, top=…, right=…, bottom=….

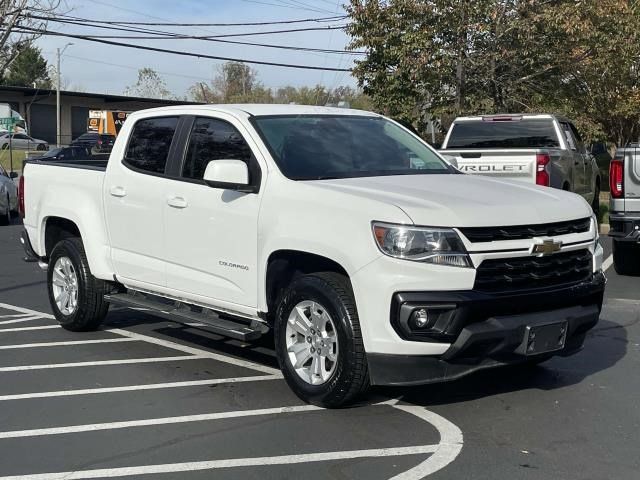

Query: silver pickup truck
left=440, top=114, right=601, bottom=213
left=609, top=144, right=640, bottom=275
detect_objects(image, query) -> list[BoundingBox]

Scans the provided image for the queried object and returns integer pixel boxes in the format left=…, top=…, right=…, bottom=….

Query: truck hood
left=305, top=174, right=592, bottom=227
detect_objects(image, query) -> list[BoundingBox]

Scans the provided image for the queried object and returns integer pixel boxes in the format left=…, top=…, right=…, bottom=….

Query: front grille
left=474, top=249, right=593, bottom=293
left=460, top=217, right=591, bottom=243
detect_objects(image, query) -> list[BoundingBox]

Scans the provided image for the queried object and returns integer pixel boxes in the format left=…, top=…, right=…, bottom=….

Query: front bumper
left=368, top=271, right=605, bottom=386
left=609, top=212, right=640, bottom=243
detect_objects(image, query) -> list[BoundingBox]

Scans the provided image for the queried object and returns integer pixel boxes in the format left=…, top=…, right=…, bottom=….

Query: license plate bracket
left=521, top=321, right=568, bottom=356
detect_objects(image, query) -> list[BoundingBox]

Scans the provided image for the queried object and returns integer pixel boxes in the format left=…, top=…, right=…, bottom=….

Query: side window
left=124, top=117, right=178, bottom=174
left=569, top=123, right=585, bottom=152
left=182, top=117, right=253, bottom=180
left=560, top=122, right=577, bottom=151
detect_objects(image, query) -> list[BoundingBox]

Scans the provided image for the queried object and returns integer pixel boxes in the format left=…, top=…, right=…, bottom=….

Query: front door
left=163, top=115, right=263, bottom=310
left=104, top=115, right=180, bottom=288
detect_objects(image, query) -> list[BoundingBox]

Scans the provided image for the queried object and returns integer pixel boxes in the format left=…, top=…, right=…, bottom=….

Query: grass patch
left=0, top=150, right=27, bottom=173
left=598, top=202, right=609, bottom=225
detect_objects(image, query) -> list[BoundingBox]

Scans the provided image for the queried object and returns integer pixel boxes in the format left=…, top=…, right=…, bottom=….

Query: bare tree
left=0, top=0, right=63, bottom=74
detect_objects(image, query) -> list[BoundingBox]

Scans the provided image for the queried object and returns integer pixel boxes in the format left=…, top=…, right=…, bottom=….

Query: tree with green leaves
left=2, top=44, right=51, bottom=88
left=346, top=0, right=640, bottom=145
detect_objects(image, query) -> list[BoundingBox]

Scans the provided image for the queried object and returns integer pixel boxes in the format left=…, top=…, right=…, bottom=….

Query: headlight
left=372, top=222, right=472, bottom=268
left=591, top=214, right=600, bottom=243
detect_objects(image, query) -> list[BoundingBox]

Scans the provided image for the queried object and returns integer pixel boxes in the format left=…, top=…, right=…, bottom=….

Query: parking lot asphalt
left=0, top=222, right=638, bottom=480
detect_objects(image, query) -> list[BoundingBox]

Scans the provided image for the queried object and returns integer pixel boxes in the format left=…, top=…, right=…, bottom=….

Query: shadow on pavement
left=380, top=318, right=627, bottom=407
left=103, top=303, right=628, bottom=407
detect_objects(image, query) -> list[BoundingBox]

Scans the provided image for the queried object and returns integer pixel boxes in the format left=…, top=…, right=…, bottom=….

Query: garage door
left=29, top=104, right=56, bottom=144
left=71, top=106, right=89, bottom=142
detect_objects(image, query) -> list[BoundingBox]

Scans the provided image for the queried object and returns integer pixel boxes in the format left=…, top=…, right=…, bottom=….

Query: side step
left=104, top=292, right=268, bottom=342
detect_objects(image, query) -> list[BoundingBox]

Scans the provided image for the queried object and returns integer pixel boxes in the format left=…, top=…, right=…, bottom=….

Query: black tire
left=274, top=272, right=369, bottom=408
left=0, top=196, right=10, bottom=226
left=591, top=184, right=600, bottom=216
left=36, top=143, right=46, bottom=151
left=612, top=239, right=640, bottom=276
left=1, top=143, right=8, bottom=150
left=47, top=237, right=109, bottom=331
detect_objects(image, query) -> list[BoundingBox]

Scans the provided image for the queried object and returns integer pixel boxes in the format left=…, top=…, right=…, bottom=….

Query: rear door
left=559, top=122, right=585, bottom=195
left=104, top=115, right=181, bottom=288
left=162, top=114, right=264, bottom=309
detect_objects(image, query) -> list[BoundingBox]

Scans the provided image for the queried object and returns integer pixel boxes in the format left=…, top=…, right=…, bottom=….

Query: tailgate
left=623, top=147, right=640, bottom=211
left=440, top=149, right=537, bottom=183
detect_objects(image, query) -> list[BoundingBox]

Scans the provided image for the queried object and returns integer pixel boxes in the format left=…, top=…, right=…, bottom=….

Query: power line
left=52, top=15, right=347, bottom=27
left=239, top=0, right=333, bottom=14
left=14, top=26, right=353, bottom=72
left=24, top=14, right=347, bottom=38
left=23, top=14, right=362, bottom=56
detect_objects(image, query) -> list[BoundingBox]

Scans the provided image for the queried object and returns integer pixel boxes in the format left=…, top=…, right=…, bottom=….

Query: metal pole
left=56, top=47, right=61, bottom=147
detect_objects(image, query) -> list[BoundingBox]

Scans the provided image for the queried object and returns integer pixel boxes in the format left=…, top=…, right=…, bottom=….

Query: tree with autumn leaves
left=346, top=0, right=640, bottom=145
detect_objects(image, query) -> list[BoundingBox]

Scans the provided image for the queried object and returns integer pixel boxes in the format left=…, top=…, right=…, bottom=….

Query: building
left=0, top=86, right=199, bottom=145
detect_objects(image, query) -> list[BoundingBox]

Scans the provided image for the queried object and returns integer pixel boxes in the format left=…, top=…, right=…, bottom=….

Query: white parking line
left=0, top=314, right=33, bottom=319
left=602, top=254, right=614, bottom=272
left=0, top=325, right=60, bottom=333
left=0, top=316, right=48, bottom=326
left=0, top=303, right=54, bottom=319
left=0, top=338, right=137, bottom=350
left=0, top=375, right=279, bottom=401
left=0, top=355, right=205, bottom=372
left=0, top=404, right=322, bottom=439
left=0, top=445, right=438, bottom=480
left=109, top=328, right=281, bottom=376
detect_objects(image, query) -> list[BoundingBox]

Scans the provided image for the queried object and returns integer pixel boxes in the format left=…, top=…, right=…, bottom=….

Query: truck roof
left=126, top=103, right=380, bottom=119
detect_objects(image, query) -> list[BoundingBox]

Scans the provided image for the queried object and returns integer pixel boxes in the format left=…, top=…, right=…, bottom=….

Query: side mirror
left=9, top=171, right=18, bottom=179
left=441, top=154, right=458, bottom=169
left=203, top=159, right=254, bottom=193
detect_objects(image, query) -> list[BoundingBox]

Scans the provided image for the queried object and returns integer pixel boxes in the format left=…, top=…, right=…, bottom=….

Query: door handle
left=109, top=186, right=126, bottom=197
left=167, top=196, right=188, bottom=209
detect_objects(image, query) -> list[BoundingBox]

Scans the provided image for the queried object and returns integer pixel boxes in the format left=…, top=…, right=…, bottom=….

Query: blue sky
left=35, top=0, right=356, bottom=98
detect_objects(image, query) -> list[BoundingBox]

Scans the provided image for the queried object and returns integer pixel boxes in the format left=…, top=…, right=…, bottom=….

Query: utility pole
left=56, top=43, right=73, bottom=147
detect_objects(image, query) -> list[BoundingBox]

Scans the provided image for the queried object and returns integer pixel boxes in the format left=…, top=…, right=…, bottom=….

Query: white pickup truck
left=19, top=105, right=605, bottom=407
left=440, top=114, right=601, bottom=213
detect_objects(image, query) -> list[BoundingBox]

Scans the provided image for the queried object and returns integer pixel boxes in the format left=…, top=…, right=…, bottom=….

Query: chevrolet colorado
left=440, top=114, right=601, bottom=214
left=19, top=105, right=605, bottom=407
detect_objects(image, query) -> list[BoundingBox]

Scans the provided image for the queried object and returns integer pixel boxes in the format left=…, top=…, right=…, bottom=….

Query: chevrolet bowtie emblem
left=530, top=239, right=563, bottom=256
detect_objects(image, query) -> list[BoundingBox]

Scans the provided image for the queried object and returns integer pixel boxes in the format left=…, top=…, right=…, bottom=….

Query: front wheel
left=274, top=272, right=369, bottom=408
left=0, top=196, right=10, bottom=226
left=47, top=237, right=109, bottom=331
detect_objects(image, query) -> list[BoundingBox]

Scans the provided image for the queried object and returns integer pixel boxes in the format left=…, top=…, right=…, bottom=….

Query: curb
left=599, top=224, right=610, bottom=235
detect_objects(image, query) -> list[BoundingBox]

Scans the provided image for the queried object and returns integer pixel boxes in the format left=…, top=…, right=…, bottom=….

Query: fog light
left=410, top=309, right=431, bottom=329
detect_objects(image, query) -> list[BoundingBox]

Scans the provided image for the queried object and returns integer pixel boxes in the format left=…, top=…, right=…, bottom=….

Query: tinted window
left=447, top=120, right=560, bottom=149
left=125, top=117, right=178, bottom=174
left=182, top=117, right=252, bottom=180
left=253, top=115, right=449, bottom=180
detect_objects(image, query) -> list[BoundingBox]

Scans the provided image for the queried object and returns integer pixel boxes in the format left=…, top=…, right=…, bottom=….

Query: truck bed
left=439, top=148, right=544, bottom=183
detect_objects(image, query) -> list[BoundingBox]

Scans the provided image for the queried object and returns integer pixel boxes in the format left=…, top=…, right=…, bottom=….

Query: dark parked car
left=70, top=132, right=115, bottom=154
left=30, top=146, right=91, bottom=162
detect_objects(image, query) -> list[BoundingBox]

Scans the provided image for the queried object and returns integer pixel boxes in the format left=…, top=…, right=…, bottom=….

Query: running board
left=104, top=292, right=268, bottom=341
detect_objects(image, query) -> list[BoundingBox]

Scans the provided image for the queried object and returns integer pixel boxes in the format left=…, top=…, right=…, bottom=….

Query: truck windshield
left=447, top=119, right=560, bottom=149
left=252, top=115, right=451, bottom=180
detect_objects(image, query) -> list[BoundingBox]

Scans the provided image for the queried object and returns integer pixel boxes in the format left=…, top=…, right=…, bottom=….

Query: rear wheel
left=274, top=272, right=369, bottom=408
left=613, top=239, right=640, bottom=276
left=47, top=237, right=109, bottom=331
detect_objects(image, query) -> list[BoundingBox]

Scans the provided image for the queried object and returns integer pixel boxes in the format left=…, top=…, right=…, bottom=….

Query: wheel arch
left=263, top=249, right=350, bottom=322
